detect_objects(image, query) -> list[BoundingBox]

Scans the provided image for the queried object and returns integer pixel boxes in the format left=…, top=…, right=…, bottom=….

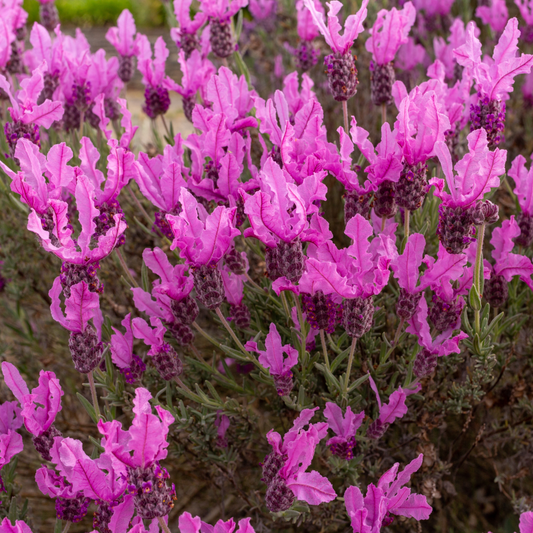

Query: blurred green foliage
left=22, top=0, right=165, bottom=27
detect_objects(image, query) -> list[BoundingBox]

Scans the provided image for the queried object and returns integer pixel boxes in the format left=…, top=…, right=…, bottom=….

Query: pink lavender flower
left=455, top=18, right=533, bottom=147
left=433, top=18, right=477, bottom=81
left=200, top=0, right=248, bottom=58
left=0, top=518, right=34, bottom=533
left=249, top=0, right=277, bottom=22
left=324, top=402, right=365, bottom=460
left=49, top=278, right=104, bottom=374
left=214, top=412, right=231, bottom=448
left=245, top=323, right=298, bottom=396
left=1, top=362, right=64, bottom=460
left=85, top=50, right=124, bottom=128
left=254, top=74, right=333, bottom=187
left=168, top=188, right=239, bottom=307
left=393, top=84, right=450, bottom=213
left=390, top=233, right=425, bottom=320
left=221, top=266, right=250, bottom=329
left=347, top=117, right=403, bottom=220
left=366, top=375, right=411, bottom=439
left=106, top=9, right=140, bottom=83
left=509, top=153, right=533, bottom=246
left=137, top=35, right=173, bottom=118
left=200, top=516, right=256, bottom=533
left=396, top=37, right=427, bottom=76
left=0, top=400, right=23, bottom=493
left=516, top=0, right=533, bottom=42
left=23, top=170, right=127, bottom=265
left=433, top=128, right=507, bottom=253
left=110, top=314, right=146, bottom=383
left=407, top=298, right=468, bottom=377
left=243, top=158, right=309, bottom=283
left=262, top=408, right=335, bottom=512
left=476, top=0, right=509, bottom=34
left=99, top=388, right=176, bottom=520
left=484, top=217, right=533, bottom=307
left=38, top=0, right=59, bottom=32
left=344, top=454, right=432, bottom=530
left=366, top=2, right=416, bottom=106
left=292, top=0, right=323, bottom=71
left=132, top=315, right=183, bottom=380
left=134, top=140, right=188, bottom=238
left=26, top=23, right=65, bottom=102
left=173, top=49, right=215, bottom=122
left=303, top=0, right=370, bottom=101
left=0, top=66, right=64, bottom=159
left=171, top=0, right=208, bottom=58
left=412, top=0, right=454, bottom=17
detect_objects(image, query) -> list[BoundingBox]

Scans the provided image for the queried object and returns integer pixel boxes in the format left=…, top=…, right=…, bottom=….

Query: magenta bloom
left=98, top=387, right=176, bottom=520
left=0, top=400, right=23, bottom=492
left=200, top=0, right=247, bottom=21
left=345, top=454, right=432, bottom=531
left=476, top=0, right=509, bottom=34
left=413, top=0, right=454, bottom=17
left=26, top=172, right=127, bottom=265
left=407, top=298, right=468, bottom=378
left=245, top=323, right=298, bottom=396
left=455, top=18, right=533, bottom=147
left=367, top=375, right=411, bottom=439
left=323, top=402, right=365, bottom=460
left=366, top=3, right=416, bottom=66
left=199, top=516, right=256, bottom=533
left=171, top=0, right=207, bottom=58
left=0, top=518, right=34, bottom=533
left=106, top=9, right=139, bottom=57
left=433, top=129, right=507, bottom=253
left=302, top=0, right=369, bottom=55
left=137, top=35, right=173, bottom=118
left=483, top=217, right=533, bottom=307
left=110, top=314, right=146, bottom=384
left=396, top=37, right=427, bottom=73
left=168, top=188, right=239, bottom=266
left=433, top=18, right=477, bottom=81
left=173, top=50, right=215, bottom=122
left=50, top=277, right=104, bottom=374
left=262, top=408, right=335, bottom=512
left=1, top=362, right=63, bottom=441
left=0, top=66, right=64, bottom=158
left=509, top=154, right=533, bottom=246
left=26, top=23, right=66, bottom=96
left=303, top=0, right=369, bottom=101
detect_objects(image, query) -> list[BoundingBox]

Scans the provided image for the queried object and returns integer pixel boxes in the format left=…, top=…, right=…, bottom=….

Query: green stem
left=244, top=272, right=265, bottom=293
left=87, top=372, right=100, bottom=419
left=342, top=100, right=349, bottom=133
left=115, top=249, right=139, bottom=288
left=157, top=516, right=173, bottom=533
left=280, top=291, right=291, bottom=320
left=343, top=337, right=357, bottom=402
left=320, top=329, right=330, bottom=369
left=215, top=307, right=249, bottom=356
left=62, top=522, right=71, bottom=533
left=126, top=184, right=154, bottom=229
left=404, top=210, right=410, bottom=241
left=189, top=343, right=206, bottom=362
left=161, top=115, right=171, bottom=138
left=192, top=321, right=221, bottom=349
left=381, top=103, right=387, bottom=126
left=381, top=216, right=386, bottom=232
left=473, top=223, right=486, bottom=333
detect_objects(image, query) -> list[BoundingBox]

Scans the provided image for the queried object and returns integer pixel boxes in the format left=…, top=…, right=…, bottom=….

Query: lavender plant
left=2, top=1, right=533, bottom=532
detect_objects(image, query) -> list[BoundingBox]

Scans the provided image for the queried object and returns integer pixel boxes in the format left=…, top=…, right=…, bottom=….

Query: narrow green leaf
left=77, top=392, right=99, bottom=424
